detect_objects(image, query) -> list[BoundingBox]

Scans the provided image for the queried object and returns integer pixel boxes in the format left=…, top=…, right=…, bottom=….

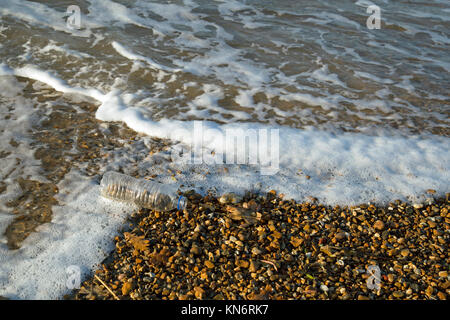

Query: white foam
left=0, top=75, right=46, bottom=237
left=354, top=71, right=394, bottom=85
left=111, top=41, right=179, bottom=73
left=0, top=64, right=104, bottom=101
left=217, top=0, right=266, bottom=29
left=2, top=64, right=446, bottom=207
left=0, top=170, right=136, bottom=299
left=40, top=41, right=92, bottom=59
left=0, top=73, right=137, bottom=299
left=311, top=64, right=346, bottom=87
left=171, top=44, right=273, bottom=88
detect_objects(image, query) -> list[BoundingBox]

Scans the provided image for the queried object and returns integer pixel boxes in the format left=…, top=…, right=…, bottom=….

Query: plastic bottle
left=100, top=171, right=187, bottom=211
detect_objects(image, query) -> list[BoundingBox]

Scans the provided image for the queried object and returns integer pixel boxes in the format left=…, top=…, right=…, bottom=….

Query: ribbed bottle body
left=100, top=171, right=186, bottom=211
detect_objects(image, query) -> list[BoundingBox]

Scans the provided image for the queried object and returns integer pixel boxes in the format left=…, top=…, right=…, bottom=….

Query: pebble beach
left=71, top=191, right=449, bottom=300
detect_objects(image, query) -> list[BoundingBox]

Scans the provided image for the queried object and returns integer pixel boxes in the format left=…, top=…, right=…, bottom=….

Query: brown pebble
left=190, top=244, right=201, bottom=255
left=387, top=274, right=395, bottom=283
left=290, top=237, right=303, bottom=248
left=121, top=282, right=132, bottom=296
left=249, top=260, right=258, bottom=273
left=438, top=271, right=448, bottom=278
left=437, top=292, right=446, bottom=300
left=194, top=286, right=205, bottom=299
left=272, top=230, right=282, bottom=239
left=373, top=220, right=385, bottom=231
left=236, top=260, right=249, bottom=268
left=442, top=281, right=450, bottom=290
left=251, top=247, right=263, bottom=255
left=335, top=232, right=347, bottom=241
left=427, top=220, right=437, bottom=228
left=305, top=286, right=316, bottom=296
left=237, top=232, right=247, bottom=241
left=400, top=249, right=410, bottom=257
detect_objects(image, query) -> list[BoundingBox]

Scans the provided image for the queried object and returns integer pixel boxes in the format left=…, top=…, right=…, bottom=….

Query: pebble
left=290, top=237, right=303, bottom=248
left=320, top=284, right=329, bottom=292
left=121, top=282, right=132, bottom=296
left=373, top=220, right=385, bottom=231
left=400, top=249, right=410, bottom=257
left=437, top=292, right=446, bottom=300
left=194, top=286, right=205, bottom=299
left=249, top=260, right=258, bottom=273
left=190, top=244, right=201, bottom=255
left=334, top=232, right=347, bottom=241
left=219, top=193, right=242, bottom=204
left=251, top=247, right=263, bottom=255
left=427, top=220, right=437, bottom=228
left=387, top=274, right=395, bottom=283
left=236, top=260, right=249, bottom=268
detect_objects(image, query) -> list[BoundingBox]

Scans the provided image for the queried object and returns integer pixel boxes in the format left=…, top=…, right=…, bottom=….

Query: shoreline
left=1, top=76, right=448, bottom=300
left=70, top=191, right=449, bottom=300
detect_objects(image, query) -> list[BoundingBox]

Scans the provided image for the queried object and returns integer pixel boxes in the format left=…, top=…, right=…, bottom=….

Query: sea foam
left=1, top=66, right=448, bottom=300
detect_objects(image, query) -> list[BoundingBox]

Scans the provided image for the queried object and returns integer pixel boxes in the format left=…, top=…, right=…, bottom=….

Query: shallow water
left=0, top=0, right=449, bottom=299
left=0, top=0, right=449, bottom=133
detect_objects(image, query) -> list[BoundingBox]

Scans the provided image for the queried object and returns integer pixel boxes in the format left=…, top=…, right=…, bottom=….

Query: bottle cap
left=177, top=196, right=187, bottom=210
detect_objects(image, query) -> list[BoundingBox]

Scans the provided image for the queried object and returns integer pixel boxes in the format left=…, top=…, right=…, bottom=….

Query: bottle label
left=177, top=196, right=184, bottom=210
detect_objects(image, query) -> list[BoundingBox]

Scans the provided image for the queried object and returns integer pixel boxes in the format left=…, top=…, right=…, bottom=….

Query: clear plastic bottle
left=100, top=171, right=187, bottom=211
